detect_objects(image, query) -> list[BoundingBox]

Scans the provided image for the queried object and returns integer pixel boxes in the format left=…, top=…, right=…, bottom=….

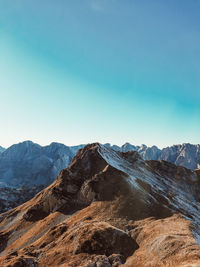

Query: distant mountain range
left=0, top=141, right=199, bottom=188
left=0, top=141, right=84, bottom=188
left=107, top=142, right=200, bottom=170
left=0, top=140, right=199, bottom=212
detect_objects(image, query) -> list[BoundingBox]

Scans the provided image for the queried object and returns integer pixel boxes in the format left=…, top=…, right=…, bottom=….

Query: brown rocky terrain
left=0, top=143, right=200, bottom=266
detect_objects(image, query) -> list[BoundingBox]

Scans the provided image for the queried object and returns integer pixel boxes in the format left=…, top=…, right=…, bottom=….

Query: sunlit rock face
left=0, top=143, right=200, bottom=266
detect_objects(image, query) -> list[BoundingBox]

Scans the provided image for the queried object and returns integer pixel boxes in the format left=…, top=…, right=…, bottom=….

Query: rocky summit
left=0, top=143, right=200, bottom=266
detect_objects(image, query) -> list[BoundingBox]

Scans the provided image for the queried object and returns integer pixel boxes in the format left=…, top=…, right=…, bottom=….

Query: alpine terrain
left=0, top=141, right=199, bottom=213
left=0, top=143, right=200, bottom=266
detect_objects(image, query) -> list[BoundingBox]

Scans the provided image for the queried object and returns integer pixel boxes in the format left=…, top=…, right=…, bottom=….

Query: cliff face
left=0, top=143, right=199, bottom=266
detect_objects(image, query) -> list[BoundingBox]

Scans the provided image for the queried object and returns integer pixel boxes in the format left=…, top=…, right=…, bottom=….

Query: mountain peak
left=19, top=140, right=40, bottom=146
left=0, top=143, right=200, bottom=266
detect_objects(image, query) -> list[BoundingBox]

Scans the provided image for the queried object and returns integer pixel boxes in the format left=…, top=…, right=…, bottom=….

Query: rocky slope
left=0, top=143, right=199, bottom=266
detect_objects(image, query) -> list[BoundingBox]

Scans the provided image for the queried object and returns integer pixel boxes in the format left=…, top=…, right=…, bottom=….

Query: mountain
left=159, top=143, right=200, bottom=170
left=0, top=141, right=84, bottom=213
left=0, top=141, right=199, bottom=213
left=108, top=142, right=200, bottom=170
left=0, top=141, right=84, bottom=187
left=0, top=141, right=199, bottom=188
left=0, top=146, right=5, bottom=154
left=0, top=143, right=199, bottom=266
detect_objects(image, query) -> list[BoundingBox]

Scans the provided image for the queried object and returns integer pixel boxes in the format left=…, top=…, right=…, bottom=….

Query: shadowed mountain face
left=0, top=141, right=84, bottom=187
left=0, top=143, right=200, bottom=266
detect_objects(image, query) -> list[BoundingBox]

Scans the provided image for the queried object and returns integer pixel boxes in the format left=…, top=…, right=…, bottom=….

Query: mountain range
left=0, top=143, right=200, bottom=266
left=0, top=141, right=84, bottom=188
left=0, top=140, right=199, bottom=213
left=106, top=142, right=200, bottom=170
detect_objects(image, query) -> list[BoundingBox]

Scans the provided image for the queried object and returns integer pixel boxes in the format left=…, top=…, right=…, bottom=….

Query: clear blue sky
left=0, top=0, right=199, bottom=148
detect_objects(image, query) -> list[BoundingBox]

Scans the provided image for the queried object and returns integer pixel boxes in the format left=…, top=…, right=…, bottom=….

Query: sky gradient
left=0, top=0, right=200, bottom=148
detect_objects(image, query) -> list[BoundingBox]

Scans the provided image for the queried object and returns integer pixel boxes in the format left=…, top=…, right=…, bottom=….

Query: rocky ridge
left=0, top=143, right=199, bottom=266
